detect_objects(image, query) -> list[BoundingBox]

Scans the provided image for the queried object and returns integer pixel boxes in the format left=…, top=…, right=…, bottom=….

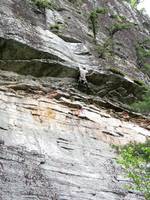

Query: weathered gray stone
left=0, top=71, right=149, bottom=199
left=0, top=0, right=150, bottom=200
left=0, top=0, right=149, bottom=106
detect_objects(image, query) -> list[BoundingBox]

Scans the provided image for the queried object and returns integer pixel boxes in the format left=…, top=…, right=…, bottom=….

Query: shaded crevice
left=86, top=72, right=147, bottom=104
left=0, top=37, right=62, bottom=60
left=0, top=59, right=79, bottom=78
left=0, top=37, right=79, bottom=78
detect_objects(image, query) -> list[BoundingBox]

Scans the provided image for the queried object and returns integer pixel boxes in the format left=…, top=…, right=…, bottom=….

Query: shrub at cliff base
left=117, top=140, right=150, bottom=200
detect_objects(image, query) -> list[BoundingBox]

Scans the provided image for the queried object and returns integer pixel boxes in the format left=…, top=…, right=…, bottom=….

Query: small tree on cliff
left=124, top=0, right=143, bottom=8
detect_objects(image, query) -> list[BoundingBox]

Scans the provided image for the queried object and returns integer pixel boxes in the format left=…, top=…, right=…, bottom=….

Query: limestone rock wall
left=0, top=71, right=149, bottom=200
left=0, top=0, right=150, bottom=106
left=0, top=0, right=150, bottom=200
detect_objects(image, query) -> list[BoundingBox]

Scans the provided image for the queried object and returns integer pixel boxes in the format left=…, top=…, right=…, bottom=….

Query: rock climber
left=78, top=66, right=89, bottom=90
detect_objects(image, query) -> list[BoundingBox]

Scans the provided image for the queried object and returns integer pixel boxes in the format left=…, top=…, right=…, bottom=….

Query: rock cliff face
left=0, top=0, right=150, bottom=200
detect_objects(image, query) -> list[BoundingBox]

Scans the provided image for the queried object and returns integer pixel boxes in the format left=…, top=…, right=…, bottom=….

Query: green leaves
left=117, top=140, right=150, bottom=199
left=131, top=88, right=150, bottom=114
left=136, top=39, right=150, bottom=77
left=130, top=0, right=138, bottom=7
left=31, top=0, right=53, bottom=9
left=108, top=22, right=133, bottom=36
left=124, top=0, right=141, bottom=8
left=89, top=7, right=108, bottom=42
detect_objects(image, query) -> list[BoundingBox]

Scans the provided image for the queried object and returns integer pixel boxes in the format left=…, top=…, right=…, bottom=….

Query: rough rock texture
left=0, top=71, right=149, bottom=200
left=0, top=0, right=150, bottom=200
left=0, top=0, right=150, bottom=106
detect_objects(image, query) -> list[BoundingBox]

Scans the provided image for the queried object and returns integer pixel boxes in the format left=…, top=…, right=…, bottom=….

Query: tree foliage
left=124, top=0, right=142, bottom=8
left=89, top=7, right=108, bottom=42
left=117, top=140, right=150, bottom=200
left=31, top=0, right=53, bottom=9
left=131, top=89, right=150, bottom=114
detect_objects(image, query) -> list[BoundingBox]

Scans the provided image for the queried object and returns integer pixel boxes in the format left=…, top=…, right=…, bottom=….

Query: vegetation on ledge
left=31, top=0, right=53, bottom=9
left=89, top=7, right=108, bottom=42
left=131, top=88, right=150, bottom=114
left=136, top=39, right=150, bottom=77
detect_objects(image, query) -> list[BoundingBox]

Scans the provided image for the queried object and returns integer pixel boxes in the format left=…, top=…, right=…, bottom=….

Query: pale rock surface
left=0, top=0, right=150, bottom=199
left=0, top=72, right=149, bottom=199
